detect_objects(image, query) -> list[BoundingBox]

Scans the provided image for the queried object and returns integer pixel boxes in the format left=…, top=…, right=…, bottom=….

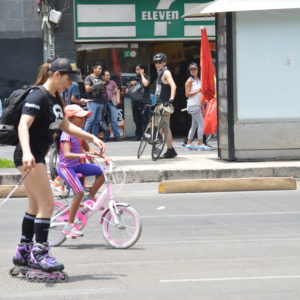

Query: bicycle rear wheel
left=102, top=205, right=142, bottom=249
left=151, top=121, right=168, bottom=161
left=137, top=121, right=152, bottom=159
left=49, top=202, right=68, bottom=247
left=49, top=145, right=58, bottom=180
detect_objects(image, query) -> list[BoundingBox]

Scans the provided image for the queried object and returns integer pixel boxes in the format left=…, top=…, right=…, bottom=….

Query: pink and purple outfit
left=57, top=132, right=102, bottom=194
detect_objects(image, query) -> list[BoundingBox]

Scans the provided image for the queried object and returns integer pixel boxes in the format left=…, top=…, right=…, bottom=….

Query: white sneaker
left=63, top=224, right=84, bottom=238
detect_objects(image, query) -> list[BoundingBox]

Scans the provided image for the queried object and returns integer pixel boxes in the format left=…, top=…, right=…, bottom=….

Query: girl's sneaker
left=82, top=196, right=96, bottom=203
left=196, top=144, right=213, bottom=150
left=185, top=144, right=196, bottom=150
left=63, top=223, right=84, bottom=238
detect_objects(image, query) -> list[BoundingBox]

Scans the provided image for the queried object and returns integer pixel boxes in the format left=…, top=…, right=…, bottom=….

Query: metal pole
left=40, top=0, right=55, bottom=62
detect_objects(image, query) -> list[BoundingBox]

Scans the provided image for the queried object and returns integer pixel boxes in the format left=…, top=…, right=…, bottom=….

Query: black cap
left=49, top=58, right=83, bottom=82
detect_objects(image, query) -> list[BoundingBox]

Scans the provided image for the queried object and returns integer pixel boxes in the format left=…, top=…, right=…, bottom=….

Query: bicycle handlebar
left=87, top=154, right=113, bottom=174
left=146, top=101, right=173, bottom=109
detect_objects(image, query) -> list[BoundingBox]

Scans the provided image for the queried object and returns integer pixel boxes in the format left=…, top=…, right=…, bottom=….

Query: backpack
left=128, top=82, right=144, bottom=102
left=0, top=85, right=46, bottom=145
left=100, top=105, right=110, bottom=132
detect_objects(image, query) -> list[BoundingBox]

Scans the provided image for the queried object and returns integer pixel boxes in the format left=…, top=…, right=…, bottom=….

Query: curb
left=0, top=185, right=26, bottom=198
left=158, top=177, right=297, bottom=194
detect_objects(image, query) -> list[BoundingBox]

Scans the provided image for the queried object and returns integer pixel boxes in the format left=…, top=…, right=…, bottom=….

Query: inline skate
left=26, top=242, right=68, bottom=282
left=10, top=242, right=33, bottom=277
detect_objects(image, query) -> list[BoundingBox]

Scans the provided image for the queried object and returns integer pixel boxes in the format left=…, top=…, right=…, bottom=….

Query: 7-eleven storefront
left=75, top=0, right=215, bottom=137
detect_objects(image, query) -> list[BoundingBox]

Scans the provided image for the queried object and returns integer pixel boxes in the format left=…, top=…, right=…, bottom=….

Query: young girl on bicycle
left=57, top=104, right=111, bottom=238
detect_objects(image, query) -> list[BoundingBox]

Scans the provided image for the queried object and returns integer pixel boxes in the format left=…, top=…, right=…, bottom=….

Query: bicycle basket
left=105, top=165, right=126, bottom=193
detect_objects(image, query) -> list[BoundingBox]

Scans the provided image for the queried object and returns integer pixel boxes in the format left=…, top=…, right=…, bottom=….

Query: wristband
left=80, top=154, right=87, bottom=160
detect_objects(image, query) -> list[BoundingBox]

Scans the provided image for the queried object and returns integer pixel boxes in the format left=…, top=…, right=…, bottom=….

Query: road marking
left=141, top=211, right=300, bottom=218
left=160, top=275, right=300, bottom=283
left=139, top=237, right=300, bottom=246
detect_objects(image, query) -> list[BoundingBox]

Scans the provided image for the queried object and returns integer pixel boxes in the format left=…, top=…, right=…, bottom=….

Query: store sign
left=141, top=10, right=179, bottom=21
left=75, top=0, right=215, bottom=41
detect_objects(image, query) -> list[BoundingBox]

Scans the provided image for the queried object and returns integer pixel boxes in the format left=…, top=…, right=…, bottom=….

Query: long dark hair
left=33, top=63, right=65, bottom=109
left=135, top=64, right=147, bottom=74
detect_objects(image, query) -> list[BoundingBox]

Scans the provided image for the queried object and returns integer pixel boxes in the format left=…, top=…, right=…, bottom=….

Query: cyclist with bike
left=57, top=104, right=111, bottom=238
left=153, top=53, right=177, bottom=159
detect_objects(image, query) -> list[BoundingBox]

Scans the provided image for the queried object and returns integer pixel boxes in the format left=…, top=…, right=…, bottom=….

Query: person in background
left=102, top=70, right=121, bottom=142
left=129, top=64, right=151, bottom=141
left=84, top=62, right=107, bottom=137
left=153, top=53, right=177, bottom=159
left=185, top=63, right=212, bottom=150
left=62, top=81, right=91, bottom=107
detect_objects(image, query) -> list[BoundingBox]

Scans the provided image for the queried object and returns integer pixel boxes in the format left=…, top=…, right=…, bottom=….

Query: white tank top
left=187, top=77, right=202, bottom=106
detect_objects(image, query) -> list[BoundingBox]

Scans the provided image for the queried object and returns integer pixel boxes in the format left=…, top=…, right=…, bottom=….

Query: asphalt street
left=1, top=183, right=300, bottom=299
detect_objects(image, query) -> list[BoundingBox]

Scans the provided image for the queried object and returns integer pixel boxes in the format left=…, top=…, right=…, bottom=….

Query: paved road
left=1, top=183, right=300, bottom=299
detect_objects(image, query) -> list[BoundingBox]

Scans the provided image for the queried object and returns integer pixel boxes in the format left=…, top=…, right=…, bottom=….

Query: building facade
left=1, top=0, right=215, bottom=136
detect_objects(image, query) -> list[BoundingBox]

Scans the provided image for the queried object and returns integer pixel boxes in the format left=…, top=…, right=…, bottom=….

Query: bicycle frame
left=148, top=107, right=163, bottom=144
left=51, top=158, right=128, bottom=229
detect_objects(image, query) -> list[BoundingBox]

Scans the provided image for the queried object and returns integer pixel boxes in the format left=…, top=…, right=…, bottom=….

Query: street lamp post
left=38, top=0, right=62, bottom=62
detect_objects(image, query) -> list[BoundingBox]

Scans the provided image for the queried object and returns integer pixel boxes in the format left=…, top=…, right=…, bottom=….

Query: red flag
left=200, top=28, right=215, bottom=103
left=111, top=48, right=121, bottom=81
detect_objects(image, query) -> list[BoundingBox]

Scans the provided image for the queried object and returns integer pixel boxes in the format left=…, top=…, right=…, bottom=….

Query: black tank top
left=155, top=67, right=171, bottom=103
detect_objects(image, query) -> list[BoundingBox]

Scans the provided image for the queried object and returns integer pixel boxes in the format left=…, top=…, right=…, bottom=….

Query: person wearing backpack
left=128, top=64, right=151, bottom=141
left=11, top=58, right=105, bottom=281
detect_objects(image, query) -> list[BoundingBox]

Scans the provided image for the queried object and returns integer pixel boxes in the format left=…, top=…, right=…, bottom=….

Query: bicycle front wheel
left=102, top=205, right=142, bottom=249
left=151, top=121, right=168, bottom=161
left=137, top=121, right=152, bottom=159
left=49, top=202, right=68, bottom=247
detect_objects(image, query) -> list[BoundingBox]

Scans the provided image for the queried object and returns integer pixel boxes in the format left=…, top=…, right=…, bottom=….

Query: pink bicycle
left=48, top=156, right=142, bottom=249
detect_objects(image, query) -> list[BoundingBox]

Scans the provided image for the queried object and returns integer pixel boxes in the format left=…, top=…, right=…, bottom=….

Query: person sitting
left=57, top=104, right=111, bottom=238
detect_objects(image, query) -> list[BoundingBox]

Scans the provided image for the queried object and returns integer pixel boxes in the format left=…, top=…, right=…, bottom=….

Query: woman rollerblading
left=9, top=58, right=105, bottom=282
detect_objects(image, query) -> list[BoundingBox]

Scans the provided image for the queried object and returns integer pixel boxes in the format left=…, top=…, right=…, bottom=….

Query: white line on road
left=141, top=211, right=300, bottom=218
left=139, top=237, right=300, bottom=245
left=160, top=275, right=300, bottom=283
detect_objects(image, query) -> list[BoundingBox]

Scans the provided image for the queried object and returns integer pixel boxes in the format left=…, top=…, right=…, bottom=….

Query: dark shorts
left=14, top=143, right=47, bottom=168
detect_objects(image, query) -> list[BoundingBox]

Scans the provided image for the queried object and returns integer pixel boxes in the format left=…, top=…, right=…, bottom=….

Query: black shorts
left=14, top=143, right=47, bottom=168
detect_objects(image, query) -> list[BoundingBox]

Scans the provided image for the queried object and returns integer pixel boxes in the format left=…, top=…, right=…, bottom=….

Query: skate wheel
left=47, top=276, right=57, bottom=283
left=9, top=268, right=19, bottom=277
left=37, top=276, right=47, bottom=283
left=58, top=271, right=69, bottom=282
left=25, top=272, right=36, bottom=282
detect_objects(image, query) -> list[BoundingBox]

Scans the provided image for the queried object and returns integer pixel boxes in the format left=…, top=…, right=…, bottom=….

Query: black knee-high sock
left=34, top=218, right=51, bottom=244
left=20, top=213, right=36, bottom=243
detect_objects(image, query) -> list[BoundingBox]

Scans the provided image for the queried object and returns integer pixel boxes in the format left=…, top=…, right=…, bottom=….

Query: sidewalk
left=1, top=138, right=300, bottom=185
